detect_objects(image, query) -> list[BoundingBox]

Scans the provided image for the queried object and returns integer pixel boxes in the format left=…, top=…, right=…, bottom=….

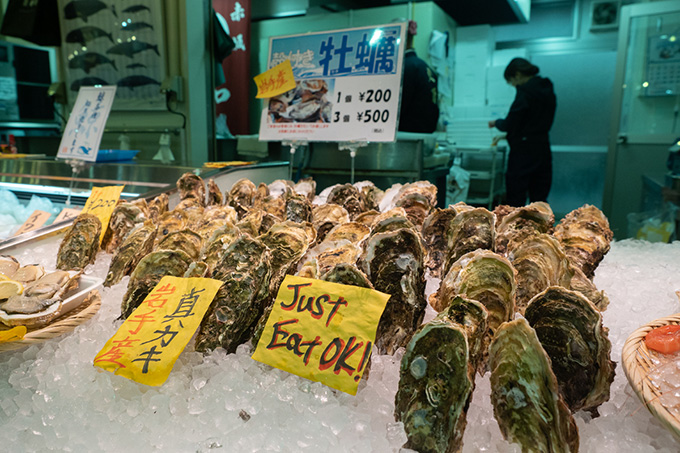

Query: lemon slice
left=0, top=273, right=10, bottom=281
left=0, top=280, right=23, bottom=300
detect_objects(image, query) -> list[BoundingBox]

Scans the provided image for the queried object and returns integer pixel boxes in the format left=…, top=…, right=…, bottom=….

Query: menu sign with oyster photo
left=258, top=23, right=406, bottom=143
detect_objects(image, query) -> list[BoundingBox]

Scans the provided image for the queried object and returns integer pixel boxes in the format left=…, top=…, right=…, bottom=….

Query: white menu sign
left=57, top=86, right=117, bottom=162
left=259, top=23, right=406, bottom=143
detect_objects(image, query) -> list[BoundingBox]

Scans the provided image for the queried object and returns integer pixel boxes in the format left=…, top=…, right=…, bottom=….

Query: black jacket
left=398, top=49, right=439, bottom=133
left=494, top=76, right=556, bottom=147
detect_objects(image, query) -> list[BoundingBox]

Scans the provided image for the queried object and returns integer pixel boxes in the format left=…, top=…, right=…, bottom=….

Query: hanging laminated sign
left=57, top=86, right=117, bottom=162
left=258, top=23, right=406, bottom=143
left=252, top=275, right=390, bottom=395
left=94, top=276, right=224, bottom=386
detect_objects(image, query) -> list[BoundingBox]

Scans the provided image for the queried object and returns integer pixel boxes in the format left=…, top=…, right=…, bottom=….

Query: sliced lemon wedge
left=0, top=280, right=23, bottom=300
left=0, top=273, right=10, bottom=281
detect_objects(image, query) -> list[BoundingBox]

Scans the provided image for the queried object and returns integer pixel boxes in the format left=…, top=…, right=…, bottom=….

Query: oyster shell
left=285, top=191, right=313, bottom=223
left=509, top=233, right=574, bottom=314
left=227, top=178, right=257, bottom=217
left=554, top=204, right=613, bottom=279
left=395, top=191, right=435, bottom=228
left=184, top=261, right=209, bottom=278
left=56, top=214, right=102, bottom=271
left=104, top=220, right=157, bottom=287
left=489, top=318, right=579, bottom=453
left=260, top=195, right=286, bottom=221
left=396, top=181, right=438, bottom=208
left=174, top=200, right=205, bottom=228
left=319, top=263, right=373, bottom=288
left=443, top=207, right=495, bottom=277
left=120, top=250, right=193, bottom=319
left=354, top=210, right=380, bottom=228
left=370, top=214, right=417, bottom=237
left=525, top=286, right=616, bottom=415
left=207, top=179, right=223, bottom=206
left=154, top=210, right=189, bottom=248
left=236, top=209, right=265, bottom=237
left=494, top=202, right=555, bottom=256
left=354, top=180, right=384, bottom=211
left=312, top=203, right=350, bottom=244
left=440, top=296, right=489, bottom=371
left=103, top=200, right=149, bottom=253
left=200, top=222, right=242, bottom=273
left=421, top=208, right=457, bottom=278
left=326, top=183, right=366, bottom=220
left=177, top=172, right=206, bottom=205
left=316, top=242, right=361, bottom=276
left=394, top=310, right=475, bottom=453
left=258, top=221, right=312, bottom=296
left=156, top=229, right=203, bottom=260
left=569, top=266, right=609, bottom=311
left=195, top=236, right=272, bottom=353
left=148, top=193, right=169, bottom=222
left=324, top=222, right=370, bottom=245
left=294, top=178, right=316, bottom=201
left=359, top=227, right=426, bottom=355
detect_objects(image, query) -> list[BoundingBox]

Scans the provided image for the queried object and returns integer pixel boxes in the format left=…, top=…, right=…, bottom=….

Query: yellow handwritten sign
left=0, top=326, right=26, bottom=343
left=81, top=185, right=124, bottom=243
left=254, top=59, right=296, bottom=99
left=13, top=210, right=51, bottom=236
left=93, top=276, right=224, bottom=386
left=252, top=275, right=390, bottom=395
left=54, top=207, right=82, bottom=224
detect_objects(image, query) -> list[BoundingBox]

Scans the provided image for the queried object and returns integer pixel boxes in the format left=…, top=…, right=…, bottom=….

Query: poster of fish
left=57, top=0, right=167, bottom=110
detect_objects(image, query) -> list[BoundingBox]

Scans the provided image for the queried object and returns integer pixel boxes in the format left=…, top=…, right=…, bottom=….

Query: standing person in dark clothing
left=489, top=58, right=556, bottom=207
left=398, top=20, right=439, bottom=133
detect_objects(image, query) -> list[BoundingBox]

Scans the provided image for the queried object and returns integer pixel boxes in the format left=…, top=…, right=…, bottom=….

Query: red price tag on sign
left=82, top=185, right=124, bottom=243
left=252, top=275, right=390, bottom=395
left=254, top=59, right=296, bottom=99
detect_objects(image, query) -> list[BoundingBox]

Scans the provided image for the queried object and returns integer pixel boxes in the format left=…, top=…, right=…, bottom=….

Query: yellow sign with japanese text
left=254, top=59, right=296, bottom=99
left=13, top=210, right=51, bottom=236
left=0, top=326, right=26, bottom=343
left=252, top=275, right=390, bottom=395
left=54, top=207, right=82, bottom=224
left=81, top=185, right=124, bottom=243
left=93, top=276, right=224, bottom=386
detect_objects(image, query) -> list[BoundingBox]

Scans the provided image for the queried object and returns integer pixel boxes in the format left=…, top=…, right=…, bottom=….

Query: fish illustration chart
left=59, top=0, right=166, bottom=103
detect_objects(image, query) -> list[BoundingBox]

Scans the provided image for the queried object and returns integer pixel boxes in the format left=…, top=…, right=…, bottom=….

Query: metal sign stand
left=282, top=140, right=308, bottom=181
left=339, top=141, right=368, bottom=184
left=64, top=159, right=93, bottom=206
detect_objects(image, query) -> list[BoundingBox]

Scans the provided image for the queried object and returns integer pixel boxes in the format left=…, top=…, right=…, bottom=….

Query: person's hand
left=488, top=120, right=496, bottom=128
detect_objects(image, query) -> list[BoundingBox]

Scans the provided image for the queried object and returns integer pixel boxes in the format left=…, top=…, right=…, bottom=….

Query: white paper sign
left=259, top=23, right=406, bottom=143
left=57, top=86, right=117, bottom=162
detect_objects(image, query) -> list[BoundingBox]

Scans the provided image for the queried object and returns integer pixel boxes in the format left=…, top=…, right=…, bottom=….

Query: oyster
left=195, top=236, right=272, bottom=353
left=489, top=318, right=579, bottom=453
left=184, top=261, right=209, bottom=278
left=207, top=179, right=223, bottom=206
left=0, top=255, right=20, bottom=278
left=394, top=309, right=475, bottom=453
left=316, top=242, right=361, bottom=276
left=258, top=221, right=312, bottom=296
left=354, top=210, right=380, bottom=228
left=554, top=204, right=613, bottom=279
left=156, top=229, right=203, bottom=259
left=174, top=200, right=205, bottom=228
left=494, top=202, right=555, bottom=256
left=569, top=267, right=609, bottom=311
left=120, top=250, right=193, bottom=319
left=195, top=206, right=237, bottom=241
left=102, top=200, right=149, bottom=253
left=10, top=264, right=45, bottom=284
left=294, top=178, right=316, bottom=201
left=236, top=209, right=265, bottom=237
left=326, top=183, right=366, bottom=220
left=440, top=296, right=489, bottom=370
left=227, top=178, right=257, bottom=217
left=312, top=203, right=350, bottom=244
left=509, top=233, right=574, bottom=314
left=148, top=193, right=169, bottom=222
left=324, top=222, right=370, bottom=245
left=260, top=195, right=286, bottom=221
left=0, top=270, right=81, bottom=328
left=154, top=210, right=189, bottom=248
left=359, top=227, right=426, bottom=355
left=396, top=181, right=438, bottom=208
left=395, top=191, right=435, bottom=228
left=56, top=214, right=102, bottom=271
left=177, top=172, right=205, bottom=205
left=370, top=214, right=417, bottom=237
left=421, top=208, right=457, bottom=278
left=319, top=263, right=373, bottom=288
left=525, top=286, right=616, bottom=414
left=285, top=191, right=313, bottom=223
left=200, top=222, right=242, bottom=273
left=104, top=220, right=157, bottom=287
left=443, top=207, right=495, bottom=277
left=354, top=180, right=384, bottom=211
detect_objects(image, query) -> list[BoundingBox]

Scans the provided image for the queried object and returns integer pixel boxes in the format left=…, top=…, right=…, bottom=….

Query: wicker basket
left=622, top=313, right=680, bottom=440
left=0, top=290, right=101, bottom=353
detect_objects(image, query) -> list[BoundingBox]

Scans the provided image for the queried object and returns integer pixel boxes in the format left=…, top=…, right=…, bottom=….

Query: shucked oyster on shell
left=359, top=227, right=426, bottom=355
left=394, top=296, right=485, bottom=453
left=489, top=318, right=579, bottom=453
left=494, top=202, right=555, bottom=256
left=421, top=208, right=457, bottom=278
left=554, top=204, right=613, bottom=279
left=56, top=214, right=102, bottom=271
left=508, top=233, right=574, bottom=314
left=195, top=236, right=271, bottom=353
left=443, top=207, right=495, bottom=277
left=525, top=286, right=616, bottom=415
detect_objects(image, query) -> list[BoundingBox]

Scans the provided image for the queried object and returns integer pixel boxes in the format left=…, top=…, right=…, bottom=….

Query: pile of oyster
left=0, top=255, right=82, bottom=328
left=56, top=174, right=615, bottom=451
